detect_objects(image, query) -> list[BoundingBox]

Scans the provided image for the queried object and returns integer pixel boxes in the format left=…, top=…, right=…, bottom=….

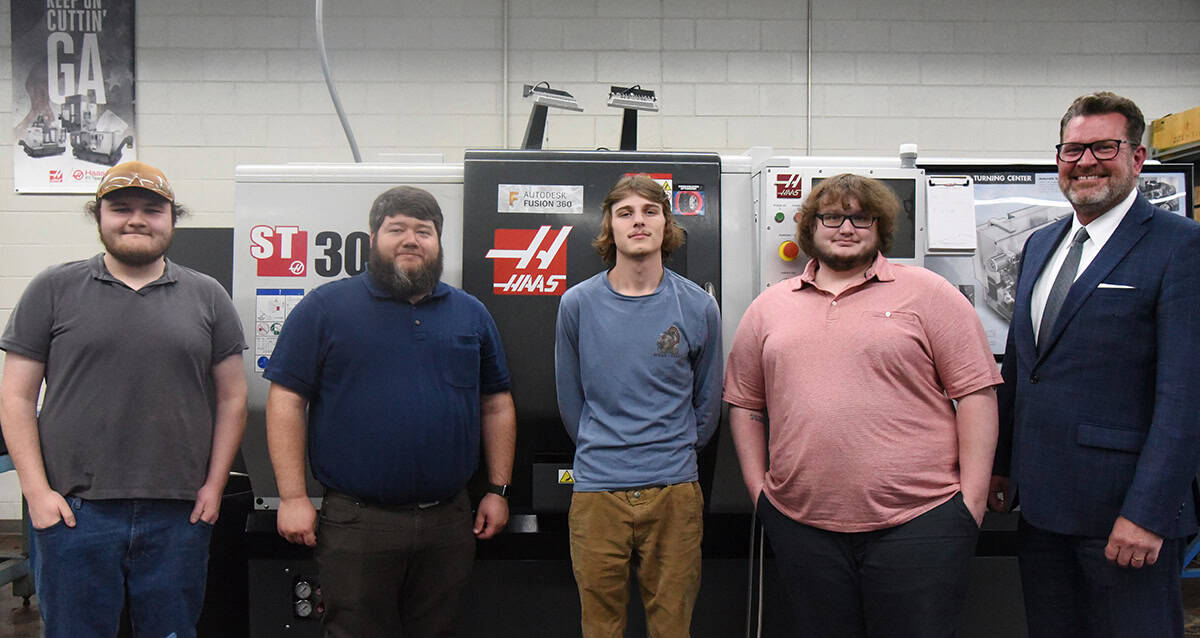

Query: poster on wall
left=11, top=0, right=136, bottom=194
left=923, top=163, right=1193, bottom=353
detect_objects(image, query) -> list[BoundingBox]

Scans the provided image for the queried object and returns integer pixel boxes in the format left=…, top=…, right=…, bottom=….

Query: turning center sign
left=486, top=226, right=572, bottom=296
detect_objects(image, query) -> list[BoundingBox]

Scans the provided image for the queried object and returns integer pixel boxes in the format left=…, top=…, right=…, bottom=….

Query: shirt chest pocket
left=858, top=310, right=926, bottom=362
left=440, top=334, right=481, bottom=389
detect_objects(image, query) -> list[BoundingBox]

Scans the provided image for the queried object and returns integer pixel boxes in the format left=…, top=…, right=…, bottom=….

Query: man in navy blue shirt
left=265, top=186, right=516, bottom=637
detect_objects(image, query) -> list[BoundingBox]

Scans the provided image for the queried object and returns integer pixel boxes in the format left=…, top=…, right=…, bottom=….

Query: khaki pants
left=568, top=482, right=704, bottom=638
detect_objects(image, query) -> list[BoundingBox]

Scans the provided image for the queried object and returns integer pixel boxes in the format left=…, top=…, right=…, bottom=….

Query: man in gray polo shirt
left=0, top=161, right=248, bottom=638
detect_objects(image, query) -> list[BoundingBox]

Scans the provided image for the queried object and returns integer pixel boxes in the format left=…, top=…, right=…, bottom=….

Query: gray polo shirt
left=0, top=254, right=246, bottom=501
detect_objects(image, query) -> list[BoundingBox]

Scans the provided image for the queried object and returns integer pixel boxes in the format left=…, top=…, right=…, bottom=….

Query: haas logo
left=775, top=173, right=802, bottom=198
left=250, top=225, right=308, bottom=277
left=485, top=226, right=572, bottom=296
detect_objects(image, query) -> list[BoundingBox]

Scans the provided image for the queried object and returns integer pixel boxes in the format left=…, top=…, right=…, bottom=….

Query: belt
left=326, top=490, right=444, bottom=511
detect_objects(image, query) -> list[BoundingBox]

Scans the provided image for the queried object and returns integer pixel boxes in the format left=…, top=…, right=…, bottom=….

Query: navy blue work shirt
left=264, top=273, right=511, bottom=505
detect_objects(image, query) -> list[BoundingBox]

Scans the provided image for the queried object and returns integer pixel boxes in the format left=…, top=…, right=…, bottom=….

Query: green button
left=774, top=212, right=785, bottom=223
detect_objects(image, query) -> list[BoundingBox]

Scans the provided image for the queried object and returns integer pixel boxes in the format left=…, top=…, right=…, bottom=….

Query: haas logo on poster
left=250, top=225, right=308, bottom=277
left=775, top=173, right=802, bottom=198
left=486, top=226, right=572, bottom=296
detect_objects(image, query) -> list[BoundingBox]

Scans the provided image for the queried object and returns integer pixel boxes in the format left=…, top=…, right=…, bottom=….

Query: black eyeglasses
left=1055, top=139, right=1133, bottom=162
left=815, top=213, right=877, bottom=229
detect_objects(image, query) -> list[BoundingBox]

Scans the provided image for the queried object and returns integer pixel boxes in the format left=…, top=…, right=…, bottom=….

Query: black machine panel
left=462, top=150, right=722, bottom=513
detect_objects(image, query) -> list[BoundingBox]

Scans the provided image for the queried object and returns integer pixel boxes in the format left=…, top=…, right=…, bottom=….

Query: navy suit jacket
left=996, top=194, right=1200, bottom=539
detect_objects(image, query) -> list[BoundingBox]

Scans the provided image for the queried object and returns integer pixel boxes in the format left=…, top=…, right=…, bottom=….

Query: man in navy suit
left=989, top=92, right=1200, bottom=637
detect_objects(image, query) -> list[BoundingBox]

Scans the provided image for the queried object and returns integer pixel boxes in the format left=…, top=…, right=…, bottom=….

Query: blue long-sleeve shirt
left=554, top=269, right=722, bottom=491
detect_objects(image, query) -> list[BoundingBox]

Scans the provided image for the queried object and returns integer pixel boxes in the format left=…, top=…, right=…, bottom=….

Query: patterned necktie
left=1038, top=227, right=1089, bottom=351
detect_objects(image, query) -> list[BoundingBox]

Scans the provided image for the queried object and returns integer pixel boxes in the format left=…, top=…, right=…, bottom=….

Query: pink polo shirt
left=724, top=255, right=1001, bottom=532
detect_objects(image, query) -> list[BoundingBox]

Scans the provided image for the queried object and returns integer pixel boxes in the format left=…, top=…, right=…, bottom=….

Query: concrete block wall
left=0, top=0, right=1197, bottom=518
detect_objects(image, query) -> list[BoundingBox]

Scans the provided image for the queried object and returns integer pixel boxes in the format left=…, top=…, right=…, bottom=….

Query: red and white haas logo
left=775, top=173, right=802, bottom=198
left=485, top=226, right=572, bottom=296
left=48, top=170, right=63, bottom=183
left=250, top=225, right=308, bottom=277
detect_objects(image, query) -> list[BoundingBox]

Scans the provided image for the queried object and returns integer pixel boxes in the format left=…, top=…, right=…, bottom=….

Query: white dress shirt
left=1031, top=187, right=1138, bottom=344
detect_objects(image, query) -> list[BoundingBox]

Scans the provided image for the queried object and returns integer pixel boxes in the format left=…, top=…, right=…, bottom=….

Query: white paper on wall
left=927, top=176, right=977, bottom=251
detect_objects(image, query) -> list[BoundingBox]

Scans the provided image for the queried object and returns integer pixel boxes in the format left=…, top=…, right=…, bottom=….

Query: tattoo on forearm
left=749, top=413, right=766, bottom=423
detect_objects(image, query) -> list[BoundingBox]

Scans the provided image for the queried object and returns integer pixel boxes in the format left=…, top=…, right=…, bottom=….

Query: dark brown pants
left=315, top=490, right=475, bottom=638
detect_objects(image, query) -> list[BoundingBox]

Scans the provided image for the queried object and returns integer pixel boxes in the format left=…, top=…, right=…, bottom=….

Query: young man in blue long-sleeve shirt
left=555, top=173, right=722, bottom=638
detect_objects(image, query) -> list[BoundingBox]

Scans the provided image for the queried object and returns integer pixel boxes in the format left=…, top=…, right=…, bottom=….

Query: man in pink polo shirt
left=725, top=173, right=1002, bottom=637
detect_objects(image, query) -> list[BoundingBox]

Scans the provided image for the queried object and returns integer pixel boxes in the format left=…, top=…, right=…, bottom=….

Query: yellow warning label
left=557, top=469, right=574, bottom=484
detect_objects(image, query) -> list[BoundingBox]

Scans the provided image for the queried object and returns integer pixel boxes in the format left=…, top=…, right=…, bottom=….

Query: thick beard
left=100, top=230, right=172, bottom=267
left=812, top=236, right=879, bottom=272
left=368, top=242, right=443, bottom=300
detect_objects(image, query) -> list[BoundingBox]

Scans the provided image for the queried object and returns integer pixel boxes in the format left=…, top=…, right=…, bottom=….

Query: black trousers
left=1018, top=518, right=1185, bottom=638
left=757, top=492, right=979, bottom=638
left=315, top=490, right=476, bottom=638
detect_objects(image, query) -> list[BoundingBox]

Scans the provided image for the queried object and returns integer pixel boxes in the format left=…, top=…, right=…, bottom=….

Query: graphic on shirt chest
left=485, top=226, right=572, bottom=296
left=655, top=325, right=683, bottom=357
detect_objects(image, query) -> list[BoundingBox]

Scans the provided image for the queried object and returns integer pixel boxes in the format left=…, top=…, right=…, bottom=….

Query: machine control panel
left=756, top=165, right=807, bottom=289
left=755, top=163, right=925, bottom=292
left=777, top=240, right=800, bottom=262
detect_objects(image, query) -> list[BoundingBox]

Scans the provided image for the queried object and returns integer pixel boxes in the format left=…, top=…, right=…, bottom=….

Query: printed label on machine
left=497, top=184, right=584, bottom=214
left=674, top=184, right=705, bottom=216
left=485, top=226, right=572, bottom=296
left=626, top=172, right=673, bottom=200
left=254, top=288, right=304, bottom=373
left=249, top=225, right=309, bottom=277
left=775, top=173, right=803, bottom=198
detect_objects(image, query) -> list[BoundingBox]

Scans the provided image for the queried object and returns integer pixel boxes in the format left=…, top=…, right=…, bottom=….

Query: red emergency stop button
left=778, top=241, right=800, bottom=261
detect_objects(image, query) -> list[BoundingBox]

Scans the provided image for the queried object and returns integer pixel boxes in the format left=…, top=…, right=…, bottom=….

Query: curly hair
left=795, top=174, right=898, bottom=258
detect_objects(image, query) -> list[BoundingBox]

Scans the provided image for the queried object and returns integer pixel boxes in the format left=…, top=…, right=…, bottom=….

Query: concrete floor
left=1, top=538, right=1200, bottom=637
left=0, top=586, right=38, bottom=638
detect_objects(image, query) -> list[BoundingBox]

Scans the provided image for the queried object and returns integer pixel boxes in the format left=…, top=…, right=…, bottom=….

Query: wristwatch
left=486, top=483, right=509, bottom=498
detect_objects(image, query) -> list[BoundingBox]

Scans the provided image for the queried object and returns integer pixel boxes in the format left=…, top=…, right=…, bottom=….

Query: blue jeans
left=31, top=497, right=213, bottom=638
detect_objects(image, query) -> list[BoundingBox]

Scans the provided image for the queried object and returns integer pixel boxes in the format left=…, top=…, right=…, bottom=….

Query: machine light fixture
left=607, top=85, right=658, bottom=112
left=521, top=82, right=582, bottom=150
left=607, top=85, right=658, bottom=151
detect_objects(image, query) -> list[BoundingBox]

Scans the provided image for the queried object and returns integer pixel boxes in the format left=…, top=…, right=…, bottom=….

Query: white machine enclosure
left=227, top=154, right=1024, bottom=508
left=753, top=159, right=927, bottom=292
left=233, top=163, right=464, bottom=505
left=232, top=157, right=758, bottom=509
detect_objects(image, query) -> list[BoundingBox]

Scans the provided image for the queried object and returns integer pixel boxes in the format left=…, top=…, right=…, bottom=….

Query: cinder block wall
left=0, top=0, right=1197, bottom=518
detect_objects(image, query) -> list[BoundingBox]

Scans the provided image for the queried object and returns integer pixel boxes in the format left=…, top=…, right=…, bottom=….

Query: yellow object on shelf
left=1150, top=105, right=1200, bottom=153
